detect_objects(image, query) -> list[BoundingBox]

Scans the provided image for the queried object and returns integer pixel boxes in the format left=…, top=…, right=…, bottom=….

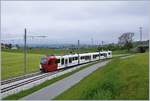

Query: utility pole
left=23, top=30, right=47, bottom=74
left=139, top=27, right=142, bottom=43
left=101, top=41, right=104, bottom=51
left=78, top=40, right=80, bottom=64
left=24, top=28, right=27, bottom=73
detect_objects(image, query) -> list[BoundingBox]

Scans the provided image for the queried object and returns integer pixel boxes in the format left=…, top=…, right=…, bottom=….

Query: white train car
left=40, top=51, right=112, bottom=72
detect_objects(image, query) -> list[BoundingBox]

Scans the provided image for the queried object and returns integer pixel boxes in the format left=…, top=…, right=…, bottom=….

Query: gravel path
left=21, top=60, right=110, bottom=100
left=120, top=55, right=135, bottom=59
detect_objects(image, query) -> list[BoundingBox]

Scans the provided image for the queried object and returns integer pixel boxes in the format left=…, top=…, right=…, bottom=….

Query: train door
left=104, top=53, right=107, bottom=58
left=99, top=52, right=101, bottom=60
left=60, top=58, right=64, bottom=69
left=100, top=53, right=104, bottom=59
left=65, top=58, right=68, bottom=67
left=56, top=58, right=61, bottom=69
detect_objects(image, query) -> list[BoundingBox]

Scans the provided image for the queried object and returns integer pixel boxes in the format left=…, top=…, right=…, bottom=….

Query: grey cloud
left=1, top=1, right=150, bottom=44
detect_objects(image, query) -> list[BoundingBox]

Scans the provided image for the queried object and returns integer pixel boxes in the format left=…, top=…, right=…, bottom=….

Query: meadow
left=1, top=52, right=43, bottom=79
left=55, top=53, right=149, bottom=100
left=2, top=47, right=126, bottom=55
left=2, top=47, right=98, bottom=55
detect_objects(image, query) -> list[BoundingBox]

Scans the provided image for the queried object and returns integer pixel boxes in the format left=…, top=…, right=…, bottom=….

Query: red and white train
left=39, top=51, right=112, bottom=72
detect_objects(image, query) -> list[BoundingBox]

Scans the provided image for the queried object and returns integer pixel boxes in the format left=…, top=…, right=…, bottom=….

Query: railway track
left=1, top=71, right=59, bottom=93
left=1, top=71, right=43, bottom=85
left=1, top=65, right=82, bottom=94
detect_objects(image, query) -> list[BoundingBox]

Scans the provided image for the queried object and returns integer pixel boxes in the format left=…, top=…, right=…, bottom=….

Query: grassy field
left=1, top=52, right=43, bottom=79
left=112, top=50, right=129, bottom=55
left=2, top=47, right=98, bottom=55
left=2, top=48, right=127, bottom=55
left=55, top=53, right=149, bottom=100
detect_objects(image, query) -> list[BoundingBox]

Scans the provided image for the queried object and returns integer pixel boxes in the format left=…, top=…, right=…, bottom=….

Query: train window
left=81, top=56, right=84, bottom=60
left=87, top=56, right=90, bottom=60
left=93, top=55, right=96, bottom=59
left=69, top=58, right=72, bottom=63
left=100, top=54, right=103, bottom=56
left=40, top=58, right=47, bottom=64
left=85, top=56, right=89, bottom=60
left=56, top=59, right=60, bottom=64
left=75, top=57, right=78, bottom=60
left=61, top=58, right=64, bottom=65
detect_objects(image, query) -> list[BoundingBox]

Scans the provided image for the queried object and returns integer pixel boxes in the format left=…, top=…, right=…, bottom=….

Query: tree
left=124, top=41, right=133, bottom=51
left=8, top=44, right=12, bottom=49
left=118, top=32, right=134, bottom=51
left=16, top=44, right=20, bottom=49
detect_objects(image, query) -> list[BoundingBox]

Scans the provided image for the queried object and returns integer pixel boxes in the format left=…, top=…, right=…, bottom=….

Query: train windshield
left=40, top=58, right=47, bottom=64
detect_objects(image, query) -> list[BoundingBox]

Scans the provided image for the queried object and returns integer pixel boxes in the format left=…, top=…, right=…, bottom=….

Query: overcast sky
left=1, top=1, right=150, bottom=45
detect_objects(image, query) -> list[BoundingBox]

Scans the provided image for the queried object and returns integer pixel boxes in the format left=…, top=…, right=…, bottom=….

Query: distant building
left=11, top=46, right=18, bottom=50
left=1, top=43, right=6, bottom=48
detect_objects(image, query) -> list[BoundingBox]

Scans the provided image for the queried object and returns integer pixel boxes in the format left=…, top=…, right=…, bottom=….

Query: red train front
left=40, top=55, right=58, bottom=72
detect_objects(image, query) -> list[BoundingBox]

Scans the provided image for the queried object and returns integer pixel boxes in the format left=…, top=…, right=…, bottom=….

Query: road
left=21, top=60, right=110, bottom=100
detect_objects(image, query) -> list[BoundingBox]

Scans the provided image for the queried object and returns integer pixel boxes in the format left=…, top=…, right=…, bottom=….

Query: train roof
left=55, top=54, right=78, bottom=58
left=46, top=51, right=112, bottom=59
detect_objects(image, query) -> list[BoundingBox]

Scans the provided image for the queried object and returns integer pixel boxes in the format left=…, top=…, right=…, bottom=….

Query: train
left=39, top=51, right=112, bottom=72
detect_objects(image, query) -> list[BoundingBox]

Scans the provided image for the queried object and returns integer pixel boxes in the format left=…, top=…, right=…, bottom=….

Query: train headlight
left=39, top=64, right=42, bottom=69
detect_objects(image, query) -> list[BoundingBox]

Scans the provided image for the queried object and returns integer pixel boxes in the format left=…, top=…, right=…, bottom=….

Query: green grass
left=2, top=48, right=68, bottom=55
left=3, top=61, right=99, bottom=100
left=2, top=47, right=98, bottom=55
left=55, top=53, right=149, bottom=100
left=112, top=50, right=129, bottom=55
left=1, top=52, right=43, bottom=79
left=2, top=48, right=129, bottom=55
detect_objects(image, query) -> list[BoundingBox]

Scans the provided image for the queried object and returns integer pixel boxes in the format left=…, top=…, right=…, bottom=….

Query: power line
left=139, top=27, right=142, bottom=42
left=101, top=41, right=104, bottom=51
